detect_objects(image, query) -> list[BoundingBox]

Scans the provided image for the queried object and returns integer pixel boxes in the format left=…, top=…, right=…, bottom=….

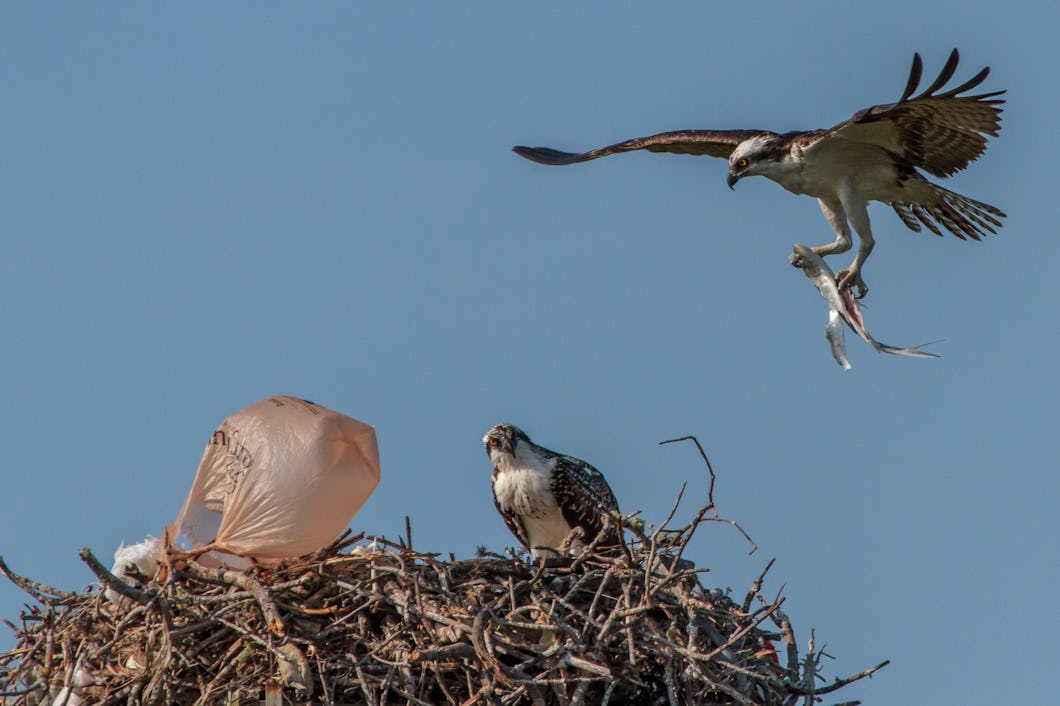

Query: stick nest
left=1, top=440, right=886, bottom=705
left=0, top=530, right=885, bottom=705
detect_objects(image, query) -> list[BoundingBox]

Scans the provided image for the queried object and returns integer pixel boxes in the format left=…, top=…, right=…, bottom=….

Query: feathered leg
left=836, top=195, right=874, bottom=298
left=790, top=197, right=869, bottom=296
left=810, top=197, right=853, bottom=257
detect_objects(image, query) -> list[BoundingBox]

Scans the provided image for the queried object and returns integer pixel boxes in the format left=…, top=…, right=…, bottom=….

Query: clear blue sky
left=1, top=4, right=1056, bottom=704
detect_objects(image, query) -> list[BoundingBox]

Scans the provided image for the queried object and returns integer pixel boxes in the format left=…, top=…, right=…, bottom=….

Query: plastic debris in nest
left=166, top=395, right=381, bottom=569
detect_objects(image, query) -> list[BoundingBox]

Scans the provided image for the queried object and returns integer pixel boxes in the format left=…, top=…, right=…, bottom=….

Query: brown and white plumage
left=484, top=424, right=620, bottom=558
left=514, top=49, right=1005, bottom=296
left=516, top=129, right=765, bottom=164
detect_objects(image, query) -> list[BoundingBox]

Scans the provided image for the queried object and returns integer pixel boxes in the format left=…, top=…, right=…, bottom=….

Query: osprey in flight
left=514, top=49, right=1005, bottom=296
left=484, top=423, right=621, bottom=558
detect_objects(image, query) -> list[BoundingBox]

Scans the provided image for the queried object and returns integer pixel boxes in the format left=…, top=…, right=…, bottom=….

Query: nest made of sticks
left=0, top=440, right=887, bottom=706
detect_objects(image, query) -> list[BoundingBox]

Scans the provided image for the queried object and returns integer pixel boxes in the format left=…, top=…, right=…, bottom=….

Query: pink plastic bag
left=166, top=396, right=380, bottom=567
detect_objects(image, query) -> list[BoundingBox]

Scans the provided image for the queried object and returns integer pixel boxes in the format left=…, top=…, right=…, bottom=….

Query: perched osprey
left=484, top=423, right=621, bottom=558
left=514, top=49, right=1005, bottom=296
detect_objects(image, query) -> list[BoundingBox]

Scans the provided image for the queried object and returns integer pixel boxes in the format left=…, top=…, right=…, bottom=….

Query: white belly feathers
left=492, top=464, right=574, bottom=553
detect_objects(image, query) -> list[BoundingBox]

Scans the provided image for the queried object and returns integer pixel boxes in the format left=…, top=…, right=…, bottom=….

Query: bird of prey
left=514, top=49, right=1005, bottom=297
left=484, top=423, right=621, bottom=558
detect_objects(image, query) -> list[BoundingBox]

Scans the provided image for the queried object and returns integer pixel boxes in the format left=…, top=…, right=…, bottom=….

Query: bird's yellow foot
left=835, top=269, right=868, bottom=299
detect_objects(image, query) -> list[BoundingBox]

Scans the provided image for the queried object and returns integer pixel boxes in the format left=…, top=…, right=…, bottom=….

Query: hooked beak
left=726, top=171, right=740, bottom=190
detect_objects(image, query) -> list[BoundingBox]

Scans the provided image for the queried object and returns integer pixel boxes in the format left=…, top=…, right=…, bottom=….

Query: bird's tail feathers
left=891, top=184, right=1005, bottom=241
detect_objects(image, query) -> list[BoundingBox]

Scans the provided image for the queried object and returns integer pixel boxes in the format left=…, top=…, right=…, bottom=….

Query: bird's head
left=727, top=134, right=788, bottom=188
left=483, top=423, right=531, bottom=463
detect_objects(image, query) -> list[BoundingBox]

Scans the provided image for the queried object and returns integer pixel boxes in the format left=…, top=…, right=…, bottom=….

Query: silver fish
left=792, top=243, right=939, bottom=362
left=825, top=308, right=853, bottom=371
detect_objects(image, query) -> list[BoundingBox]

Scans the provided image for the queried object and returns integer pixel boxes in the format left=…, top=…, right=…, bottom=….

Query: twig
left=79, top=548, right=156, bottom=605
left=773, top=606, right=801, bottom=679
left=743, top=558, right=776, bottom=613
left=0, top=555, right=77, bottom=603
left=659, top=435, right=717, bottom=511
left=786, top=659, right=891, bottom=697
left=659, top=481, right=689, bottom=530
left=556, top=652, right=612, bottom=678
left=659, top=436, right=757, bottom=554
left=179, top=561, right=286, bottom=637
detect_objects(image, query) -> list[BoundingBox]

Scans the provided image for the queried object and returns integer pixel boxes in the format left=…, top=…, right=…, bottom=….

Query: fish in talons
left=791, top=243, right=939, bottom=367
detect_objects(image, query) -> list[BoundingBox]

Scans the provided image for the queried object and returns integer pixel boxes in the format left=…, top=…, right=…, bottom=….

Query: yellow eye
left=737, top=158, right=749, bottom=168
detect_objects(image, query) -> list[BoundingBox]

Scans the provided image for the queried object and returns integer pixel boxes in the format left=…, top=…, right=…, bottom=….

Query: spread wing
left=514, top=129, right=765, bottom=165
left=550, top=456, right=620, bottom=545
left=822, top=49, right=1005, bottom=178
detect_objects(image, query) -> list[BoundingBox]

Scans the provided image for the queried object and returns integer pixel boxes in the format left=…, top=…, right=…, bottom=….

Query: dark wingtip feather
left=944, top=65, right=991, bottom=97
left=917, top=48, right=961, bottom=99
left=512, top=145, right=587, bottom=166
left=899, top=52, right=924, bottom=103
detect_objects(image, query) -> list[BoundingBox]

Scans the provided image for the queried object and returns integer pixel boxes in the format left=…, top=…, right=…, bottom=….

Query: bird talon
left=836, top=269, right=869, bottom=299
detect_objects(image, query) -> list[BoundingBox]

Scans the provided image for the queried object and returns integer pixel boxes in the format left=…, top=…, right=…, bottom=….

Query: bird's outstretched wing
left=549, top=456, right=620, bottom=545
left=514, top=129, right=766, bottom=165
left=824, top=49, right=1005, bottom=178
